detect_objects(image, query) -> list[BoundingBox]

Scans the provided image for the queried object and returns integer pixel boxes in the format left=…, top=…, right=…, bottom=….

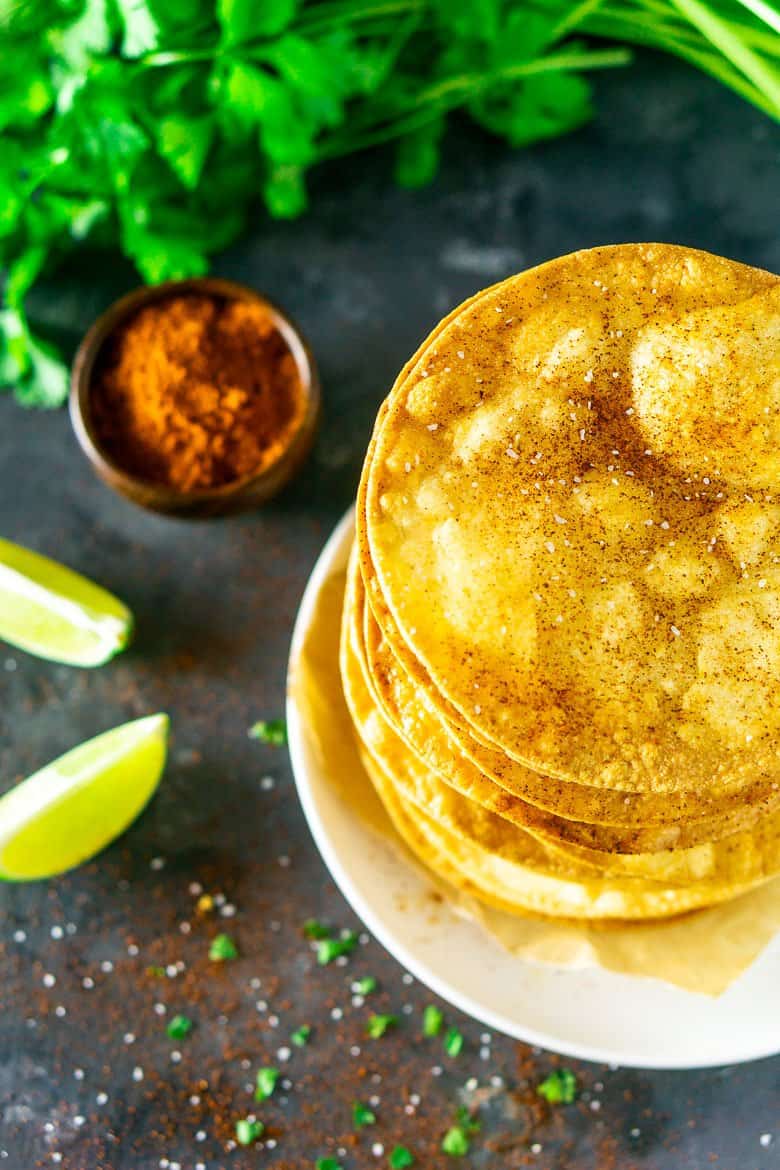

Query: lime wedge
left=0, top=714, right=168, bottom=880
left=0, top=537, right=133, bottom=667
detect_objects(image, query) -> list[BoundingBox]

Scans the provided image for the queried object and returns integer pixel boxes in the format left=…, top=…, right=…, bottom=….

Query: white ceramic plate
left=287, top=510, right=780, bottom=1069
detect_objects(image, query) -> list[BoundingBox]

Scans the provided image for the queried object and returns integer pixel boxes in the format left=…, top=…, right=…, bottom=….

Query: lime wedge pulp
left=0, top=714, right=169, bottom=880
left=0, top=536, right=133, bottom=667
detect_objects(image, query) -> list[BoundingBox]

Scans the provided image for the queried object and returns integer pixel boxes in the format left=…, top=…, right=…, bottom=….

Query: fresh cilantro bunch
left=1, top=0, right=778, bottom=407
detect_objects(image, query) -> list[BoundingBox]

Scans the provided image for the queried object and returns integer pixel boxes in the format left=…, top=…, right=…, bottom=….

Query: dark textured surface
left=1, top=55, right=779, bottom=1170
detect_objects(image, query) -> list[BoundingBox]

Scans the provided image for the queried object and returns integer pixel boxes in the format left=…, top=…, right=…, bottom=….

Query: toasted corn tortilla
left=361, top=565, right=780, bottom=834
left=342, top=553, right=780, bottom=892
left=360, top=244, right=780, bottom=793
left=349, top=700, right=766, bottom=920
left=348, top=550, right=777, bottom=853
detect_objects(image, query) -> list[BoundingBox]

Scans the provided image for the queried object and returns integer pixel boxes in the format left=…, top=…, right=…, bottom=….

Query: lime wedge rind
left=0, top=713, right=168, bottom=881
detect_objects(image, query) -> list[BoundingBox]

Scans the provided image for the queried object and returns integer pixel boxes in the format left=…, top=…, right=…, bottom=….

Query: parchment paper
left=289, top=562, right=780, bottom=998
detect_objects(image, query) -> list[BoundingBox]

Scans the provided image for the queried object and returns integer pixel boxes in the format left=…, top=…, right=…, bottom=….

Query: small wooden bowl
left=70, top=277, right=321, bottom=517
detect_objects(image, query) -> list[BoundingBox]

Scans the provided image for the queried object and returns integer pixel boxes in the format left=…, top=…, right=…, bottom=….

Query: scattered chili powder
left=91, top=293, right=307, bottom=491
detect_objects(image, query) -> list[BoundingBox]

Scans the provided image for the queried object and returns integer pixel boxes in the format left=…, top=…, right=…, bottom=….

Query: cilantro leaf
left=236, top=1117, right=264, bottom=1146
left=441, top=1126, right=469, bottom=1157
left=209, top=933, right=238, bottom=961
left=366, top=1013, right=397, bottom=1039
left=395, top=117, right=444, bottom=189
left=422, top=1004, right=444, bottom=1038
left=389, top=1148, right=414, bottom=1169
left=264, top=164, right=307, bottom=219
left=537, top=1068, right=578, bottom=1105
left=249, top=719, right=288, bottom=745
left=432, top=0, right=501, bottom=42
left=470, top=72, right=593, bottom=148
left=166, top=1014, right=193, bottom=1040
left=217, top=0, right=298, bottom=47
left=56, top=0, right=115, bottom=72
left=317, top=932, right=358, bottom=965
left=443, top=1027, right=464, bottom=1058
left=255, top=1066, right=280, bottom=1101
left=353, top=1100, right=376, bottom=1128
left=291, top=1024, right=311, bottom=1047
left=157, top=115, right=214, bottom=189
left=122, top=224, right=209, bottom=284
left=353, top=975, right=377, bottom=996
left=115, top=0, right=160, bottom=57
left=14, top=336, right=69, bottom=409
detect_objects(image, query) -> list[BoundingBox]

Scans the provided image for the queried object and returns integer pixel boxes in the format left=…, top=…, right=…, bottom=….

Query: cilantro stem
left=297, top=0, right=425, bottom=34
left=667, top=0, right=780, bottom=112
left=319, top=47, right=631, bottom=160
left=735, top=0, right=780, bottom=34
left=586, top=7, right=779, bottom=114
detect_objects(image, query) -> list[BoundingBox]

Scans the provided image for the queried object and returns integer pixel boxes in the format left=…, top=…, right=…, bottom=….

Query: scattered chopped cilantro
left=236, top=1118, right=264, bottom=1146
left=317, top=932, right=358, bottom=965
left=455, top=1105, right=480, bottom=1134
left=366, top=1013, right=397, bottom=1039
left=444, top=1027, right=464, bottom=1058
left=442, top=1105, right=481, bottom=1154
left=208, top=933, right=238, bottom=962
left=316, top=1159, right=342, bottom=1170
left=291, top=1024, right=311, bottom=1047
left=303, top=918, right=331, bottom=940
left=389, top=1147, right=414, bottom=1169
left=441, top=1127, right=470, bottom=1157
left=354, top=975, right=378, bottom=996
left=165, top=1014, right=193, bottom=1040
left=537, top=1068, right=578, bottom=1105
left=352, top=1100, right=376, bottom=1128
left=249, top=719, right=288, bottom=745
left=146, top=965, right=166, bottom=978
left=423, top=1005, right=444, bottom=1037
left=255, top=1067, right=280, bottom=1102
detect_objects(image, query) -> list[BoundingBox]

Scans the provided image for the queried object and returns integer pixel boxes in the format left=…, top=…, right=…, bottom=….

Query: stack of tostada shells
left=341, top=243, right=780, bottom=921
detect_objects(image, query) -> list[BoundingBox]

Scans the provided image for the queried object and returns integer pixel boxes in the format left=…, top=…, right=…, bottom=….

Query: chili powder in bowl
left=70, top=278, right=320, bottom=516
